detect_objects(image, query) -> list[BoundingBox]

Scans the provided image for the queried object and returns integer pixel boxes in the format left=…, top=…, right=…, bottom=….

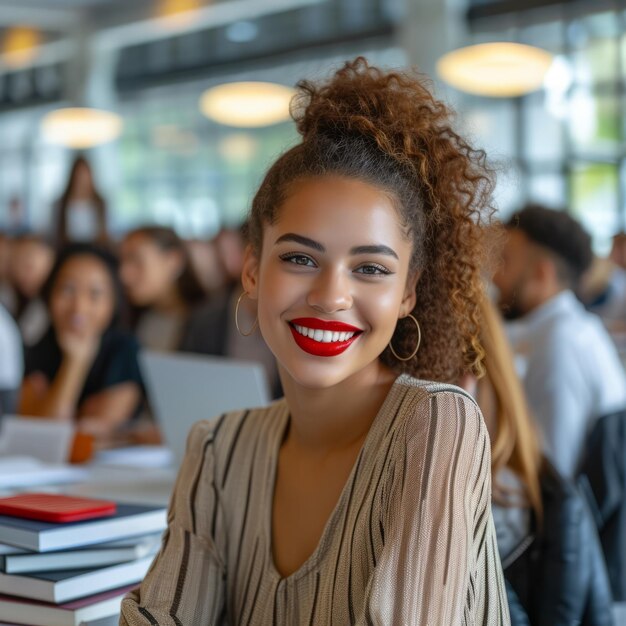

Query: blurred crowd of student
left=0, top=155, right=279, bottom=437
left=1, top=156, right=626, bottom=623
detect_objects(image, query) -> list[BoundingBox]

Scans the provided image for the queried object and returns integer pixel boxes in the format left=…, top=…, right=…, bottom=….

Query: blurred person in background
left=120, top=226, right=206, bottom=352
left=8, top=195, right=25, bottom=232
left=580, top=255, right=626, bottom=331
left=464, top=294, right=614, bottom=626
left=213, top=226, right=247, bottom=290
left=4, top=233, right=54, bottom=346
left=0, top=232, right=12, bottom=308
left=0, top=302, right=23, bottom=416
left=186, top=238, right=225, bottom=294
left=493, top=204, right=626, bottom=479
left=18, top=244, right=143, bottom=437
left=54, top=155, right=108, bottom=249
left=180, top=225, right=281, bottom=397
left=609, top=232, right=626, bottom=270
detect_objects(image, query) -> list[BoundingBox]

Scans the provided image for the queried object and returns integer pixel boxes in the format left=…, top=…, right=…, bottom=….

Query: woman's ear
left=241, top=245, right=260, bottom=300
left=399, top=270, right=419, bottom=318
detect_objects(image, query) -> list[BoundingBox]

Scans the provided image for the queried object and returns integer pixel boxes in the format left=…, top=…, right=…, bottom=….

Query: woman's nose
left=306, top=267, right=352, bottom=313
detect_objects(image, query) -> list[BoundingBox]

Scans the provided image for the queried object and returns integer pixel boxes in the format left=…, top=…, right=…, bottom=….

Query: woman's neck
left=154, top=289, right=186, bottom=315
left=68, top=190, right=93, bottom=202
left=279, top=362, right=398, bottom=453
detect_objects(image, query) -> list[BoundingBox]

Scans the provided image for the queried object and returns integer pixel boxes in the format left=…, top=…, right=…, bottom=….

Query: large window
left=462, top=6, right=626, bottom=254
left=113, top=48, right=406, bottom=238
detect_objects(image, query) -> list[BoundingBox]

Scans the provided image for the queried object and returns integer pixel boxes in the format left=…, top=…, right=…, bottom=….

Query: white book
left=0, top=583, right=136, bottom=626
left=0, top=556, right=152, bottom=603
left=1, top=533, right=161, bottom=573
left=0, top=543, right=25, bottom=556
left=0, top=532, right=161, bottom=558
left=0, top=503, right=166, bottom=552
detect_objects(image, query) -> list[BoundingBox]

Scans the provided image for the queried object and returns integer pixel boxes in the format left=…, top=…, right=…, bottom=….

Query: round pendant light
left=42, top=108, right=123, bottom=148
left=437, top=42, right=553, bottom=97
left=2, top=27, right=41, bottom=69
left=199, top=81, right=295, bottom=128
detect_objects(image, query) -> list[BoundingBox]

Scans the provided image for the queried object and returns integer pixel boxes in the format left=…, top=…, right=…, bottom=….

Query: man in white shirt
left=494, top=204, right=626, bottom=479
left=0, top=302, right=22, bottom=415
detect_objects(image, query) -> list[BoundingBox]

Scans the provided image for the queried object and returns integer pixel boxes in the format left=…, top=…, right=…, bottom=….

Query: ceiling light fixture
left=199, top=81, right=295, bottom=127
left=157, top=0, right=201, bottom=28
left=437, top=42, right=554, bottom=97
left=2, top=27, right=41, bottom=69
left=41, top=108, right=123, bottom=149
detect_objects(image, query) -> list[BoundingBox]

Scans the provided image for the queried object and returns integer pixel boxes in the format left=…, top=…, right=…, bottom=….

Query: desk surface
left=61, top=464, right=176, bottom=506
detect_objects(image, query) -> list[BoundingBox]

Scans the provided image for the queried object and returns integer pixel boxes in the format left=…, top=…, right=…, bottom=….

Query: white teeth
left=292, top=324, right=359, bottom=343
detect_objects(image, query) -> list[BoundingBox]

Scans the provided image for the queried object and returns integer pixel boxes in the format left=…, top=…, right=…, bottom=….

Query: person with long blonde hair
left=468, top=294, right=614, bottom=626
left=475, top=295, right=542, bottom=526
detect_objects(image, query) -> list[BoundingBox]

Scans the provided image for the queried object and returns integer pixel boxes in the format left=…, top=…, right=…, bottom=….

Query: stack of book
left=0, top=495, right=166, bottom=626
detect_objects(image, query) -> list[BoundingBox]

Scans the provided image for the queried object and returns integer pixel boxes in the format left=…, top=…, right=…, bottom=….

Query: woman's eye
left=355, top=264, right=390, bottom=276
left=280, top=253, right=316, bottom=267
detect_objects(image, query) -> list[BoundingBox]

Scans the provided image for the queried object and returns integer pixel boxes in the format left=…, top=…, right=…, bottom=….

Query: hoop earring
left=235, top=291, right=259, bottom=337
left=389, top=314, right=421, bottom=362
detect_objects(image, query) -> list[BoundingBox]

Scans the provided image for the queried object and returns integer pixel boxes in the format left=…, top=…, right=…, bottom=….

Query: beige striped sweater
left=120, top=374, right=510, bottom=625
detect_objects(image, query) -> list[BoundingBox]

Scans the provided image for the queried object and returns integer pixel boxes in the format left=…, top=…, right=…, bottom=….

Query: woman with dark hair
left=121, top=58, right=509, bottom=624
left=18, top=244, right=143, bottom=437
left=4, top=233, right=54, bottom=346
left=120, top=226, right=207, bottom=351
left=54, top=155, right=108, bottom=248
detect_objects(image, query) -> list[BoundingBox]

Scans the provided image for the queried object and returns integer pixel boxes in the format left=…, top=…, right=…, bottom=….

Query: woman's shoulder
left=101, top=328, right=140, bottom=352
left=185, top=398, right=288, bottom=466
left=394, top=374, right=482, bottom=421
left=392, top=374, right=488, bottom=462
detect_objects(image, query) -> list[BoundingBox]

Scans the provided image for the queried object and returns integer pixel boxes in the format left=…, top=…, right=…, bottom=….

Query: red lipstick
left=288, top=317, right=363, bottom=357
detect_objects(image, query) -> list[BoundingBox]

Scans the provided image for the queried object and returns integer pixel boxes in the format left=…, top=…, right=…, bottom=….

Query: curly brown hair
left=247, top=57, right=495, bottom=382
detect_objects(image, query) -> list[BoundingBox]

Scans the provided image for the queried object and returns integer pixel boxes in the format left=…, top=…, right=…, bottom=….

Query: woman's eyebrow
left=349, top=244, right=398, bottom=259
left=274, top=234, right=398, bottom=260
left=275, top=233, right=324, bottom=252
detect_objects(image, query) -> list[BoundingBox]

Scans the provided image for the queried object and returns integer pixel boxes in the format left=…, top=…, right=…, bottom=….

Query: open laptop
left=139, top=350, right=272, bottom=464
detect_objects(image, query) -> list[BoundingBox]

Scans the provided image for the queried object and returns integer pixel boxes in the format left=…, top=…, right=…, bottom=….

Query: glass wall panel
left=571, top=162, right=619, bottom=254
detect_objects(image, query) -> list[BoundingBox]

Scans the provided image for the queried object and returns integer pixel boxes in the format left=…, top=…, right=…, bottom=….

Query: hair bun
left=291, top=57, right=440, bottom=165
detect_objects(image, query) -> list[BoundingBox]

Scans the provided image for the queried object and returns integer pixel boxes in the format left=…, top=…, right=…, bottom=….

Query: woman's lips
left=288, top=317, right=363, bottom=357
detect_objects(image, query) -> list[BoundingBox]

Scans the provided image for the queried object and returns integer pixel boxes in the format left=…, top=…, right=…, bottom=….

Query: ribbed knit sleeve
left=120, top=419, right=227, bottom=626
left=363, top=391, right=510, bottom=625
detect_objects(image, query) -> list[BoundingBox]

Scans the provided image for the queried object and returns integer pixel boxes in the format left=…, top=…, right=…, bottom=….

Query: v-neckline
left=265, top=374, right=406, bottom=584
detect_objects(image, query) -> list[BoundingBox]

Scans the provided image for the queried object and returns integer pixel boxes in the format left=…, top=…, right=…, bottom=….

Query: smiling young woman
left=121, top=58, right=510, bottom=625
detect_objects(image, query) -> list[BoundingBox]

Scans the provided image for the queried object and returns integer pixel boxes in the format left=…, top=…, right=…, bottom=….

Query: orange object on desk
left=69, top=431, right=94, bottom=464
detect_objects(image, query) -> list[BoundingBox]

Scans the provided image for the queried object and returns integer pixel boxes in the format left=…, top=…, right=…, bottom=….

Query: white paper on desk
left=0, top=456, right=87, bottom=489
left=0, top=416, right=74, bottom=464
left=94, top=445, right=174, bottom=468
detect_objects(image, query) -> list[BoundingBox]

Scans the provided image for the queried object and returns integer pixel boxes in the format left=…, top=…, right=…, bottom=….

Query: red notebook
left=0, top=494, right=117, bottom=523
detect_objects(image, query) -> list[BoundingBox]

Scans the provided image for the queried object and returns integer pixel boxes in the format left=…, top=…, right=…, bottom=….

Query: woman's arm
left=120, top=419, right=227, bottom=625
left=362, top=391, right=510, bottom=625
left=19, top=330, right=99, bottom=420
left=76, top=382, right=142, bottom=436
left=18, top=354, right=90, bottom=420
